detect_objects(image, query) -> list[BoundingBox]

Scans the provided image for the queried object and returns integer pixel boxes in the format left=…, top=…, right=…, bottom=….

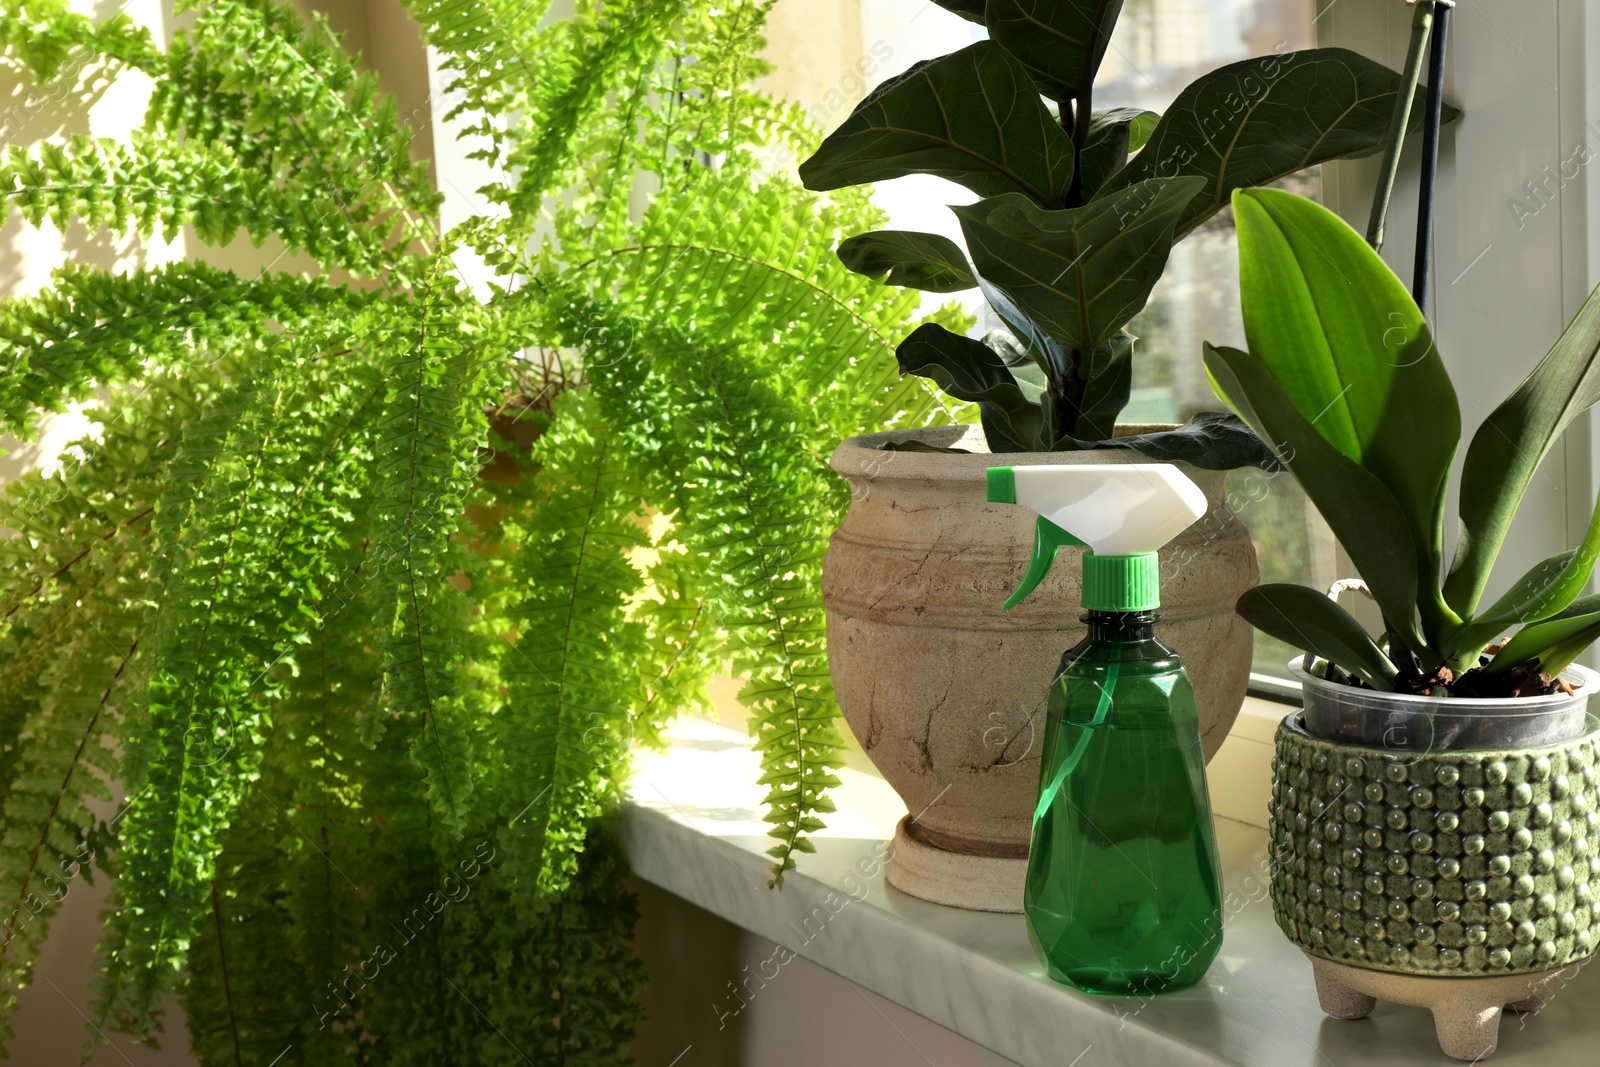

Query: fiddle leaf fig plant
left=1211, top=189, right=1600, bottom=697
left=800, top=1, right=1455, bottom=468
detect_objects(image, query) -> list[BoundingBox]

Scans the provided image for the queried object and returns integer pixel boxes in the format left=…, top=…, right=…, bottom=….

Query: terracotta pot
left=821, top=424, right=1260, bottom=862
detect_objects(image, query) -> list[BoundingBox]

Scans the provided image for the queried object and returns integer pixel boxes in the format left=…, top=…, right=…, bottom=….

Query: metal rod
left=1366, top=1, right=1435, bottom=251
left=1413, top=0, right=1452, bottom=311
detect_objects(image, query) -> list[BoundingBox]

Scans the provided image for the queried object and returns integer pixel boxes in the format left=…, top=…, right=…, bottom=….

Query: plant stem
left=1413, top=1, right=1453, bottom=310
left=1366, top=1, right=1434, bottom=252
left=1066, top=87, right=1093, bottom=208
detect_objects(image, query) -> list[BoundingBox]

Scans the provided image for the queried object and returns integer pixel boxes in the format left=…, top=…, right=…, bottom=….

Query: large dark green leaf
left=1078, top=107, right=1159, bottom=199
left=837, top=230, right=977, bottom=292
left=1099, top=48, right=1458, bottom=237
left=798, top=41, right=1073, bottom=206
left=986, top=0, right=1125, bottom=100
left=1082, top=411, right=1280, bottom=471
left=1206, top=342, right=1428, bottom=658
left=929, top=0, right=987, bottom=22
left=1231, top=188, right=1458, bottom=638
left=1237, top=584, right=1398, bottom=690
left=1071, top=329, right=1131, bottom=441
left=952, top=177, right=1203, bottom=372
left=896, top=322, right=1047, bottom=452
left=1446, top=282, right=1600, bottom=617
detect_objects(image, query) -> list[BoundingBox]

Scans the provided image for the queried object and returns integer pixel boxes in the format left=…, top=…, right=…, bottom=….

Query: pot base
left=1305, top=952, right=1590, bottom=1061
left=884, top=816, right=1027, bottom=914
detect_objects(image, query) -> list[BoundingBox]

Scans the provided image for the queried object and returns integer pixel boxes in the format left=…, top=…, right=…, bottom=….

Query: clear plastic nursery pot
left=1292, top=658, right=1599, bottom=752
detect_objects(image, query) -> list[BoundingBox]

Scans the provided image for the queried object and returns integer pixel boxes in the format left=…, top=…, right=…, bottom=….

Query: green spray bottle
left=987, top=464, right=1223, bottom=994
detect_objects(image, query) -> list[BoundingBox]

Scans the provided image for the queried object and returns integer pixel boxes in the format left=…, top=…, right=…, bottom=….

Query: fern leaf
left=0, top=133, right=398, bottom=275
left=368, top=261, right=492, bottom=839
left=0, top=262, right=370, bottom=435
left=495, top=388, right=648, bottom=908
left=98, top=345, right=388, bottom=1036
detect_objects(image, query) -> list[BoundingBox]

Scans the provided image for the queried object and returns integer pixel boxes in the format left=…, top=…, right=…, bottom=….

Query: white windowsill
left=621, top=697, right=1600, bottom=1067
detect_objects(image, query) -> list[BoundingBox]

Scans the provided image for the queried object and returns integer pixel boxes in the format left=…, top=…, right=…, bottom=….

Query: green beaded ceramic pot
left=1270, top=713, right=1600, bottom=977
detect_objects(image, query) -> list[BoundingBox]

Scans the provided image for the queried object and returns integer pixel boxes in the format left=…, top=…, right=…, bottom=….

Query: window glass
left=849, top=0, right=1333, bottom=679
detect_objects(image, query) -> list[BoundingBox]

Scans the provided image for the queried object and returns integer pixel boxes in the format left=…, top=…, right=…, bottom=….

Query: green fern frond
left=0, top=134, right=399, bottom=275
left=563, top=301, right=843, bottom=882
left=152, top=0, right=440, bottom=238
left=401, top=0, right=555, bottom=168
left=100, top=345, right=388, bottom=1035
left=368, top=261, right=493, bottom=839
left=0, top=262, right=370, bottom=434
left=495, top=388, right=649, bottom=907
left=0, top=0, right=158, bottom=80
left=498, top=0, right=686, bottom=214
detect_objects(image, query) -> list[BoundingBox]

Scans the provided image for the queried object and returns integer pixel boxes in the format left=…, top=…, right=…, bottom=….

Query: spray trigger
left=1005, top=515, right=1085, bottom=611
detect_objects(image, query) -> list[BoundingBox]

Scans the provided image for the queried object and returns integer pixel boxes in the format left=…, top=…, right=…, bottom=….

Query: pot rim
left=828, top=424, right=1196, bottom=482
left=1289, top=657, right=1599, bottom=709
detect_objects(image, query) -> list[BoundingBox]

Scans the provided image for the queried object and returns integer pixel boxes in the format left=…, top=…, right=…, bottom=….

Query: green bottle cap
left=1082, top=552, right=1161, bottom=612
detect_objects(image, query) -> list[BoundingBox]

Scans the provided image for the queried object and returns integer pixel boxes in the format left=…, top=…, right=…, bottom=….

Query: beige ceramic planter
left=822, top=425, right=1260, bottom=890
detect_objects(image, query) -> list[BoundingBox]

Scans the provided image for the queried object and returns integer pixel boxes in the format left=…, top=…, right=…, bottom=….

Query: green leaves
left=838, top=230, right=976, bottom=292
left=1101, top=48, right=1456, bottom=238
left=1084, top=411, right=1281, bottom=471
left=799, top=41, right=1074, bottom=206
left=0, top=0, right=1001, bottom=1057
left=896, top=322, right=1046, bottom=452
left=1235, top=189, right=1456, bottom=517
left=498, top=390, right=648, bottom=909
left=1447, top=282, right=1600, bottom=617
left=369, top=265, right=490, bottom=841
left=1238, top=585, right=1399, bottom=690
left=1207, top=341, right=1426, bottom=657
left=1078, top=107, right=1159, bottom=198
left=986, top=0, right=1125, bottom=100
left=1228, top=188, right=1459, bottom=642
left=1489, top=596, right=1600, bottom=677
left=1220, top=188, right=1600, bottom=682
left=953, top=178, right=1203, bottom=368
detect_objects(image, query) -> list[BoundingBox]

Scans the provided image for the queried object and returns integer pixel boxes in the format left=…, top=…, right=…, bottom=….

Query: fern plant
left=0, top=0, right=965, bottom=1060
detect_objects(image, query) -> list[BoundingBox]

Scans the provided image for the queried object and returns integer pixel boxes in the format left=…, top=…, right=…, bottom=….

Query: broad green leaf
left=896, top=322, right=1047, bottom=451
left=1099, top=48, right=1458, bottom=238
left=1078, top=107, right=1159, bottom=199
left=1238, top=584, right=1398, bottom=690
left=1489, top=595, right=1600, bottom=676
left=1072, top=329, right=1131, bottom=441
left=981, top=327, right=1046, bottom=391
left=1206, top=342, right=1428, bottom=657
left=798, top=41, right=1074, bottom=206
left=929, top=0, right=987, bottom=22
left=837, top=230, right=977, bottom=292
left=1083, top=411, right=1280, bottom=471
left=952, top=177, right=1204, bottom=372
left=1232, top=188, right=1459, bottom=635
left=986, top=0, right=1125, bottom=100
left=1446, top=282, right=1600, bottom=617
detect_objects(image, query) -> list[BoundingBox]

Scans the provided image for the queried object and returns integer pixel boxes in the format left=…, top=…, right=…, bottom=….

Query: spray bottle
left=986, top=464, right=1223, bottom=994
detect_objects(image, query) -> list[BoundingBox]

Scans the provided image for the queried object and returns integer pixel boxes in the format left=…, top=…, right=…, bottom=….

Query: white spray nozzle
left=986, top=464, right=1207, bottom=612
left=1000, top=465, right=1206, bottom=555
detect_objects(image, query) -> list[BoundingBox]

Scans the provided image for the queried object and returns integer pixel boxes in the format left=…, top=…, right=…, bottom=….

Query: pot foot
left=1430, top=1001, right=1504, bottom=1062
left=1312, top=967, right=1375, bottom=1019
left=1303, top=953, right=1591, bottom=1061
left=883, top=815, right=1028, bottom=913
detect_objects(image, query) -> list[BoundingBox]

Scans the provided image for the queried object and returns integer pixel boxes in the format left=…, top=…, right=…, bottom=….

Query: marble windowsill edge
left=618, top=796, right=1241, bottom=1067
left=621, top=705, right=1600, bottom=1067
